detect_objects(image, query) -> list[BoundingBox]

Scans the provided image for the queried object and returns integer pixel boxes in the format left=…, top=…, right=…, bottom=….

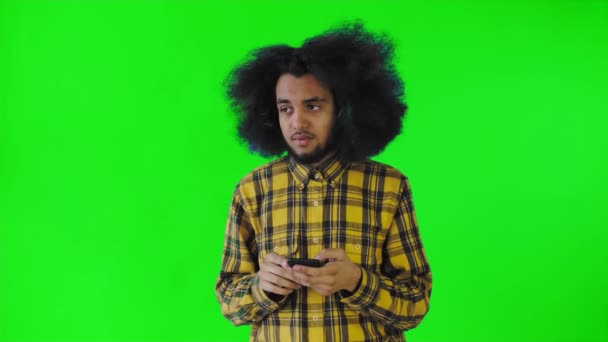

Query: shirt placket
left=307, top=170, right=325, bottom=257
left=306, top=169, right=326, bottom=331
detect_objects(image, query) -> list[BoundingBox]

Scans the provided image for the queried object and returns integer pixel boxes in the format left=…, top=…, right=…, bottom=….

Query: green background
left=1, top=0, right=606, bottom=341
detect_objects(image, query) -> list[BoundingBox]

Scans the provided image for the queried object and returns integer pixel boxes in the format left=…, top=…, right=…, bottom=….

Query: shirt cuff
left=338, top=267, right=380, bottom=309
left=251, top=273, right=289, bottom=312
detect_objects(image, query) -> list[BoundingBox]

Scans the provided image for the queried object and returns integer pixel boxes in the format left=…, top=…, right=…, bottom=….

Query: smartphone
left=286, top=258, right=324, bottom=267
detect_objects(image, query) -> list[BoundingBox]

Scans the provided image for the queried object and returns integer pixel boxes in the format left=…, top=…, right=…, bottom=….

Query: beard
left=288, top=144, right=329, bottom=165
left=287, top=127, right=338, bottom=165
left=285, top=117, right=343, bottom=165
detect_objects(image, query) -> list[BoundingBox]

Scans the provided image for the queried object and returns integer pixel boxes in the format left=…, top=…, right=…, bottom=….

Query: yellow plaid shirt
left=216, top=155, right=432, bottom=342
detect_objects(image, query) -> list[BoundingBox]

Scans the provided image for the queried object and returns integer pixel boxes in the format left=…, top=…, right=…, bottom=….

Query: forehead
left=275, top=73, right=332, bottom=99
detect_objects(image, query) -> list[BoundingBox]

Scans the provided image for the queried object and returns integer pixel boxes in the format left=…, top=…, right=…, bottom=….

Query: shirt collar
left=287, top=153, right=350, bottom=190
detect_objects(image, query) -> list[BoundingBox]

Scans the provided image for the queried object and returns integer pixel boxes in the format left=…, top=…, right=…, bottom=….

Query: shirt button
left=312, top=315, right=319, bottom=321
left=274, top=246, right=280, bottom=252
left=314, top=173, right=321, bottom=180
left=329, top=181, right=336, bottom=187
left=354, top=244, right=361, bottom=250
left=298, top=184, right=305, bottom=190
left=313, top=201, right=319, bottom=206
left=312, top=238, right=319, bottom=243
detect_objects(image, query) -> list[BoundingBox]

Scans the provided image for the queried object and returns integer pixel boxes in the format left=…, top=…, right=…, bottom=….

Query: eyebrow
left=276, top=96, right=327, bottom=105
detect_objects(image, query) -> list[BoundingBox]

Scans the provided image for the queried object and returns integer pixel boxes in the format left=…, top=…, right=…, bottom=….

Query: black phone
left=286, top=258, right=324, bottom=267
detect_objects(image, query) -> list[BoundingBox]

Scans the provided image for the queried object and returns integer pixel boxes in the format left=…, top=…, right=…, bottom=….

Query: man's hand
left=290, top=248, right=362, bottom=296
left=258, top=253, right=301, bottom=296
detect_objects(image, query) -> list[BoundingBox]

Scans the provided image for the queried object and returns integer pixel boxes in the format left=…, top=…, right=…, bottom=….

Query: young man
left=216, top=22, right=432, bottom=342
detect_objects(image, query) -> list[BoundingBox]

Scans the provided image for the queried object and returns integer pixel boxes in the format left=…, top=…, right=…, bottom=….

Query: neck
left=308, top=150, right=338, bottom=168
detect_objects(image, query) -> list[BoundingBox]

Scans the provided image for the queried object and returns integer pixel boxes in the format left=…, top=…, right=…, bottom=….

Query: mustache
left=291, top=131, right=314, bottom=139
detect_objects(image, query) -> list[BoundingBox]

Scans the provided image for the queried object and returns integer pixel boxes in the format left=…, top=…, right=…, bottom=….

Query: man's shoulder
left=237, top=156, right=290, bottom=187
left=349, top=159, right=408, bottom=181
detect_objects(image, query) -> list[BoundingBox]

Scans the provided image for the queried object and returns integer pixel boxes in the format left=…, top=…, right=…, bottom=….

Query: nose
left=291, top=108, right=309, bottom=130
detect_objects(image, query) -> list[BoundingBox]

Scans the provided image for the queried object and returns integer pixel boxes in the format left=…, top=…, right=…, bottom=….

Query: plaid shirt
left=216, top=155, right=432, bottom=342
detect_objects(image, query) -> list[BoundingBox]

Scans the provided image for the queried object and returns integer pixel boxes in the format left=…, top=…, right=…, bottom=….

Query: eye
left=279, top=106, right=293, bottom=114
left=307, top=104, right=320, bottom=111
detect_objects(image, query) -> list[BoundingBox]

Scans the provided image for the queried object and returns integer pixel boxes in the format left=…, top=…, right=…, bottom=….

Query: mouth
left=292, top=133, right=313, bottom=147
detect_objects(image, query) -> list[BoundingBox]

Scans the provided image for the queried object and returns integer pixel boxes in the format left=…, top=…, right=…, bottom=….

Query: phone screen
left=286, top=258, right=323, bottom=267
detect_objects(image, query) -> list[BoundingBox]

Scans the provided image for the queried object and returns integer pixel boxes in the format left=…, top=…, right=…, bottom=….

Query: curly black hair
left=225, top=21, right=406, bottom=161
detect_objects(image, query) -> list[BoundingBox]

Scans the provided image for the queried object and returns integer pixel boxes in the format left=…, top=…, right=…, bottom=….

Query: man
left=216, top=22, right=432, bottom=342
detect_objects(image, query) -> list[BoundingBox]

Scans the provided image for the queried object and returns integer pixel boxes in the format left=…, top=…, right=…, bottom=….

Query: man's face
left=276, top=73, right=335, bottom=165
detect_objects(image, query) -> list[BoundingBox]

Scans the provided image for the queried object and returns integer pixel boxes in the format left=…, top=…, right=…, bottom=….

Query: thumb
left=315, top=248, right=346, bottom=261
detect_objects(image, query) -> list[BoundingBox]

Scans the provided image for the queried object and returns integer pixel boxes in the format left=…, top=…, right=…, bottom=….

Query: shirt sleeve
left=339, top=177, right=432, bottom=331
left=215, top=186, right=288, bottom=326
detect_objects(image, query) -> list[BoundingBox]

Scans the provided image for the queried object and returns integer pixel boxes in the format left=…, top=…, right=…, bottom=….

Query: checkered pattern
left=216, top=156, right=432, bottom=342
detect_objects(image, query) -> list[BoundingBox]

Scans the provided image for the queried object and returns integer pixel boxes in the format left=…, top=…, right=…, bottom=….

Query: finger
left=292, top=265, right=321, bottom=277
left=261, top=256, right=292, bottom=276
left=264, top=252, right=287, bottom=266
left=309, top=283, right=336, bottom=297
left=263, top=261, right=304, bottom=286
left=291, top=265, right=325, bottom=287
left=306, top=275, right=337, bottom=289
left=290, top=270, right=311, bottom=287
left=260, top=279, right=294, bottom=295
left=315, top=248, right=347, bottom=261
left=259, top=270, right=301, bottom=290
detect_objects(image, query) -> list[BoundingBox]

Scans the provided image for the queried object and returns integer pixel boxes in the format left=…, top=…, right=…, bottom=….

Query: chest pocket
left=344, top=238, right=365, bottom=267
left=257, top=229, right=299, bottom=264
left=343, top=226, right=384, bottom=270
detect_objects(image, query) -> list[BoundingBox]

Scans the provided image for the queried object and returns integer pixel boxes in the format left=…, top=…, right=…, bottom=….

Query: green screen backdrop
left=1, top=0, right=606, bottom=341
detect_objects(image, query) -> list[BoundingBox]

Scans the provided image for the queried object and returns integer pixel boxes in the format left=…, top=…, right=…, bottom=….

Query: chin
left=289, top=146, right=328, bottom=165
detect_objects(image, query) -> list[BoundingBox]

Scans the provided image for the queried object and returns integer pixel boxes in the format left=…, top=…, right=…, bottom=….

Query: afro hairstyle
left=225, top=21, right=407, bottom=161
